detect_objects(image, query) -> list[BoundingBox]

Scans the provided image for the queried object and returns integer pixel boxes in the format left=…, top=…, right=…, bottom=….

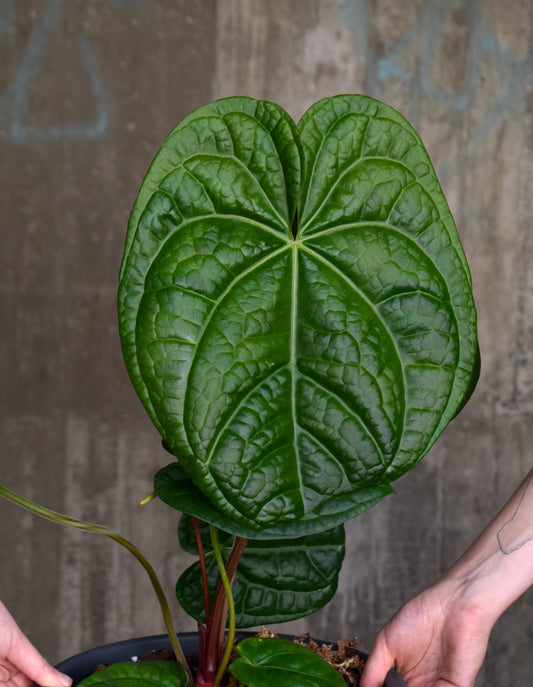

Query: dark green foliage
left=119, top=94, right=478, bottom=537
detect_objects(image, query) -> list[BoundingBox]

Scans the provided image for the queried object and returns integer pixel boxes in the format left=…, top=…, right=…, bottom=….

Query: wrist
left=434, top=574, right=498, bottom=637
left=438, top=539, right=533, bottom=627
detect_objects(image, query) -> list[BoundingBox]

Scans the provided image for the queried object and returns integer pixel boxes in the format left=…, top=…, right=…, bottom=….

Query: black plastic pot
left=55, top=632, right=407, bottom=686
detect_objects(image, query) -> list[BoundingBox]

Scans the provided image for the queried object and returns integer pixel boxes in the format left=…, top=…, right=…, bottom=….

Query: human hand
left=0, top=602, right=72, bottom=687
left=360, top=580, right=492, bottom=687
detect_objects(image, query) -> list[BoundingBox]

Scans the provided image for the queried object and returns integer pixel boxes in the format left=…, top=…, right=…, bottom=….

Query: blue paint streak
left=339, top=0, right=533, bottom=178
left=0, top=0, right=117, bottom=144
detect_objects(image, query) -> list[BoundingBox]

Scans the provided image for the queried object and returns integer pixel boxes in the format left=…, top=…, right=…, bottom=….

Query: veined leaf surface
left=229, top=638, right=346, bottom=687
left=118, top=95, right=478, bottom=534
left=176, top=515, right=345, bottom=626
left=154, top=462, right=392, bottom=538
left=78, top=661, right=188, bottom=687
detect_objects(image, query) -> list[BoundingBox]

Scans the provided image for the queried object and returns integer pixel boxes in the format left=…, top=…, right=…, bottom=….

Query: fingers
left=0, top=660, right=34, bottom=687
left=29, top=662, right=72, bottom=687
left=7, top=629, right=71, bottom=687
left=0, top=603, right=71, bottom=687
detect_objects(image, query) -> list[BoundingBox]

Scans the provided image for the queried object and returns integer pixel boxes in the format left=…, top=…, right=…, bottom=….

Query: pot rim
left=55, top=632, right=405, bottom=687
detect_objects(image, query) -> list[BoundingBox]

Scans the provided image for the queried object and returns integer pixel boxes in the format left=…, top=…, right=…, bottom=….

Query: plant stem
left=0, top=483, right=194, bottom=686
left=202, top=531, right=248, bottom=687
left=224, top=536, right=249, bottom=584
left=209, top=525, right=235, bottom=687
left=193, top=517, right=211, bottom=626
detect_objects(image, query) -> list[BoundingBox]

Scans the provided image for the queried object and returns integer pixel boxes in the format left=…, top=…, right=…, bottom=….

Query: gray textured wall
left=1, top=1, right=532, bottom=685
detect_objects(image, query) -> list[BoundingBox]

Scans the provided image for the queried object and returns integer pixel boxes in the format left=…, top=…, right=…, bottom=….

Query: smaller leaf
left=178, top=513, right=232, bottom=555
left=176, top=519, right=345, bottom=627
left=229, top=637, right=346, bottom=687
left=77, top=661, right=188, bottom=687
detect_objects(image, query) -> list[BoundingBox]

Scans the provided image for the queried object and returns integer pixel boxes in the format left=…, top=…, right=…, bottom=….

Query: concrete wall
left=1, top=1, right=532, bottom=684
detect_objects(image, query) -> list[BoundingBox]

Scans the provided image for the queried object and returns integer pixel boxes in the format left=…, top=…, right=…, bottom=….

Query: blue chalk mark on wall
left=0, top=0, right=109, bottom=144
left=342, top=0, right=533, bottom=176
left=373, top=0, right=530, bottom=116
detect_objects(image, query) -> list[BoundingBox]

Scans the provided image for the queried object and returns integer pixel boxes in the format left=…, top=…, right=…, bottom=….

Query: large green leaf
left=119, top=94, right=478, bottom=534
left=78, top=661, right=188, bottom=687
left=229, top=637, right=346, bottom=687
left=175, top=515, right=345, bottom=626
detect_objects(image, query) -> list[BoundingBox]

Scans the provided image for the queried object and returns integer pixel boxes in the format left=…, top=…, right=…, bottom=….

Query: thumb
left=8, top=630, right=71, bottom=687
left=360, top=644, right=396, bottom=687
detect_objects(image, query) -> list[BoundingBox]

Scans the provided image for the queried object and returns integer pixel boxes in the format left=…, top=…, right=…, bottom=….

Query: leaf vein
left=296, top=370, right=387, bottom=469
left=301, top=152, right=415, bottom=234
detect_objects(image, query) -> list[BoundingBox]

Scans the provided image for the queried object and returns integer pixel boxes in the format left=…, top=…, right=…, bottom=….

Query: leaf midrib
left=196, top=244, right=398, bottom=523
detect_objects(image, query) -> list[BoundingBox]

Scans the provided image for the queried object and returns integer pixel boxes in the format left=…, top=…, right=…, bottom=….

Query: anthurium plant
left=0, top=94, right=479, bottom=687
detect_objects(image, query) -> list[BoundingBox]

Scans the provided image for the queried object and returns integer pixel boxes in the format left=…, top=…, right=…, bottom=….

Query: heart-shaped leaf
left=119, top=95, right=478, bottom=534
left=176, top=515, right=345, bottom=626
left=229, top=637, right=346, bottom=687
left=77, top=661, right=188, bottom=687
